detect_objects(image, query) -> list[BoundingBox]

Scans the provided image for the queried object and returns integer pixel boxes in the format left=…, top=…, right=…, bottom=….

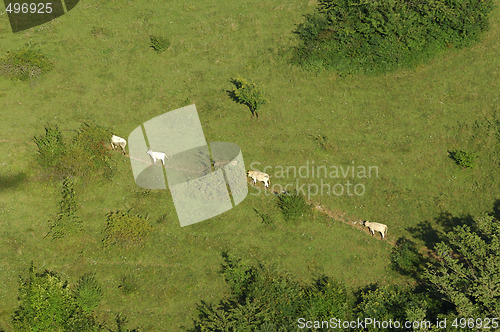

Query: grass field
left=0, top=0, right=499, bottom=330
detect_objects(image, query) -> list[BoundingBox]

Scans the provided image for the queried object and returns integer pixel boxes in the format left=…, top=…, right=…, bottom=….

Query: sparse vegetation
left=102, top=211, right=153, bottom=247
left=0, top=48, right=54, bottom=80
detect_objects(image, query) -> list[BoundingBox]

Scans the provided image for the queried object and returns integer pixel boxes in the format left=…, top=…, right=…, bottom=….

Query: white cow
left=363, top=221, right=388, bottom=239
left=110, top=135, right=127, bottom=154
left=247, top=170, right=270, bottom=188
left=146, top=149, right=168, bottom=166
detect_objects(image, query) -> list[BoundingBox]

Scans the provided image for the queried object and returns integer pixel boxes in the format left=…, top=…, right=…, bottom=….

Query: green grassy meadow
left=0, top=0, right=499, bottom=330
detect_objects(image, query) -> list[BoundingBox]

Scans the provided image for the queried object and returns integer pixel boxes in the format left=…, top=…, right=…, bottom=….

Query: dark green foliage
left=0, top=48, right=54, bottom=80
left=425, top=215, right=500, bottom=317
left=293, top=0, right=495, bottom=73
left=355, top=284, right=432, bottom=330
left=149, top=35, right=170, bottom=53
left=74, top=273, right=103, bottom=313
left=12, top=263, right=99, bottom=331
left=46, top=177, right=82, bottom=239
left=190, top=252, right=351, bottom=331
left=276, top=190, right=309, bottom=221
left=227, top=76, right=266, bottom=118
left=390, top=237, right=424, bottom=276
left=301, top=276, right=350, bottom=322
left=118, top=275, right=139, bottom=295
left=34, top=126, right=66, bottom=168
left=448, top=149, right=478, bottom=168
left=102, top=210, right=154, bottom=247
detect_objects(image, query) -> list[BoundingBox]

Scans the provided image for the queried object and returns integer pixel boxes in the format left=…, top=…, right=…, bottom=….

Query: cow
left=363, top=221, right=388, bottom=239
left=146, top=149, right=169, bottom=166
left=110, top=135, right=127, bottom=154
left=247, top=170, right=270, bottom=188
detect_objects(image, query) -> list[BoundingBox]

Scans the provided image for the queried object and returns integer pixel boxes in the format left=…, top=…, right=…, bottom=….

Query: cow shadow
left=0, top=172, right=27, bottom=191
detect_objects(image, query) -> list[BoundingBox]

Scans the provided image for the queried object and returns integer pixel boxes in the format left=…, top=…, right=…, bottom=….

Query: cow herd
left=109, top=135, right=388, bottom=239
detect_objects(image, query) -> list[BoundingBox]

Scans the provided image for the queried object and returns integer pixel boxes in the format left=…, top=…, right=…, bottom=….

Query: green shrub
left=448, top=149, right=477, bottom=168
left=276, top=190, right=309, bottom=221
left=34, top=126, right=66, bottom=168
left=390, top=237, right=423, bottom=276
left=227, top=76, right=266, bottom=118
left=102, top=210, right=153, bottom=247
left=46, top=177, right=81, bottom=239
left=293, top=0, right=495, bottom=74
left=0, top=48, right=54, bottom=80
left=149, top=35, right=170, bottom=53
left=12, top=264, right=97, bottom=331
left=74, top=273, right=103, bottom=313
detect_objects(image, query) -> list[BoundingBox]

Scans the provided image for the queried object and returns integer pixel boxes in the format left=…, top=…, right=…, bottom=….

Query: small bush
left=74, top=273, right=103, bottom=313
left=448, top=149, right=477, bottom=168
left=390, top=237, right=423, bottom=276
left=0, top=48, right=54, bottom=80
left=292, top=0, right=495, bottom=74
left=118, top=275, right=138, bottom=295
left=102, top=210, right=153, bottom=247
left=149, top=35, right=170, bottom=53
left=277, top=190, right=309, bottom=221
left=34, top=122, right=115, bottom=180
left=227, top=76, right=266, bottom=118
left=34, top=126, right=66, bottom=168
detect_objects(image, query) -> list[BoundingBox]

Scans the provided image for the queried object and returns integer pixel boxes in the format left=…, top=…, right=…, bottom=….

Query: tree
left=425, top=215, right=500, bottom=318
left=227, top=77, right=266, bottom=118
left=189, top=252, right=351, bottom=331
left=12, top=263, right=98, bottom=331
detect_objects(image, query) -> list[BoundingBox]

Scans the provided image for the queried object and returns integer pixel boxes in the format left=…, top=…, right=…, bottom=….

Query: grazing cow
left=110, top=135, right=127, bottom=154
left=363, top=221, right=388, bottom=239
left=146, top=149, right=169, bottom=166
left=247, top=170, right=270, bottom=188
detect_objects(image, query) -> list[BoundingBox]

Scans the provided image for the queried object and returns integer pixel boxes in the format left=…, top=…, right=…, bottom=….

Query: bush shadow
left=0, top=172, right=27, bottom=191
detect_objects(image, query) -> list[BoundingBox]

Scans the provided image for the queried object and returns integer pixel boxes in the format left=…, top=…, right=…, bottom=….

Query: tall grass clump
left=277, top=190, right=310, bottom=221
left=0, top=48, right=54, bottom=80
left=74, top=273, right=103, bottom=313
left=34, top=126, right=66, bottom=168
left=46, top=177, right=81, bottom=239
left=292, top=0, right=495, bottom=74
